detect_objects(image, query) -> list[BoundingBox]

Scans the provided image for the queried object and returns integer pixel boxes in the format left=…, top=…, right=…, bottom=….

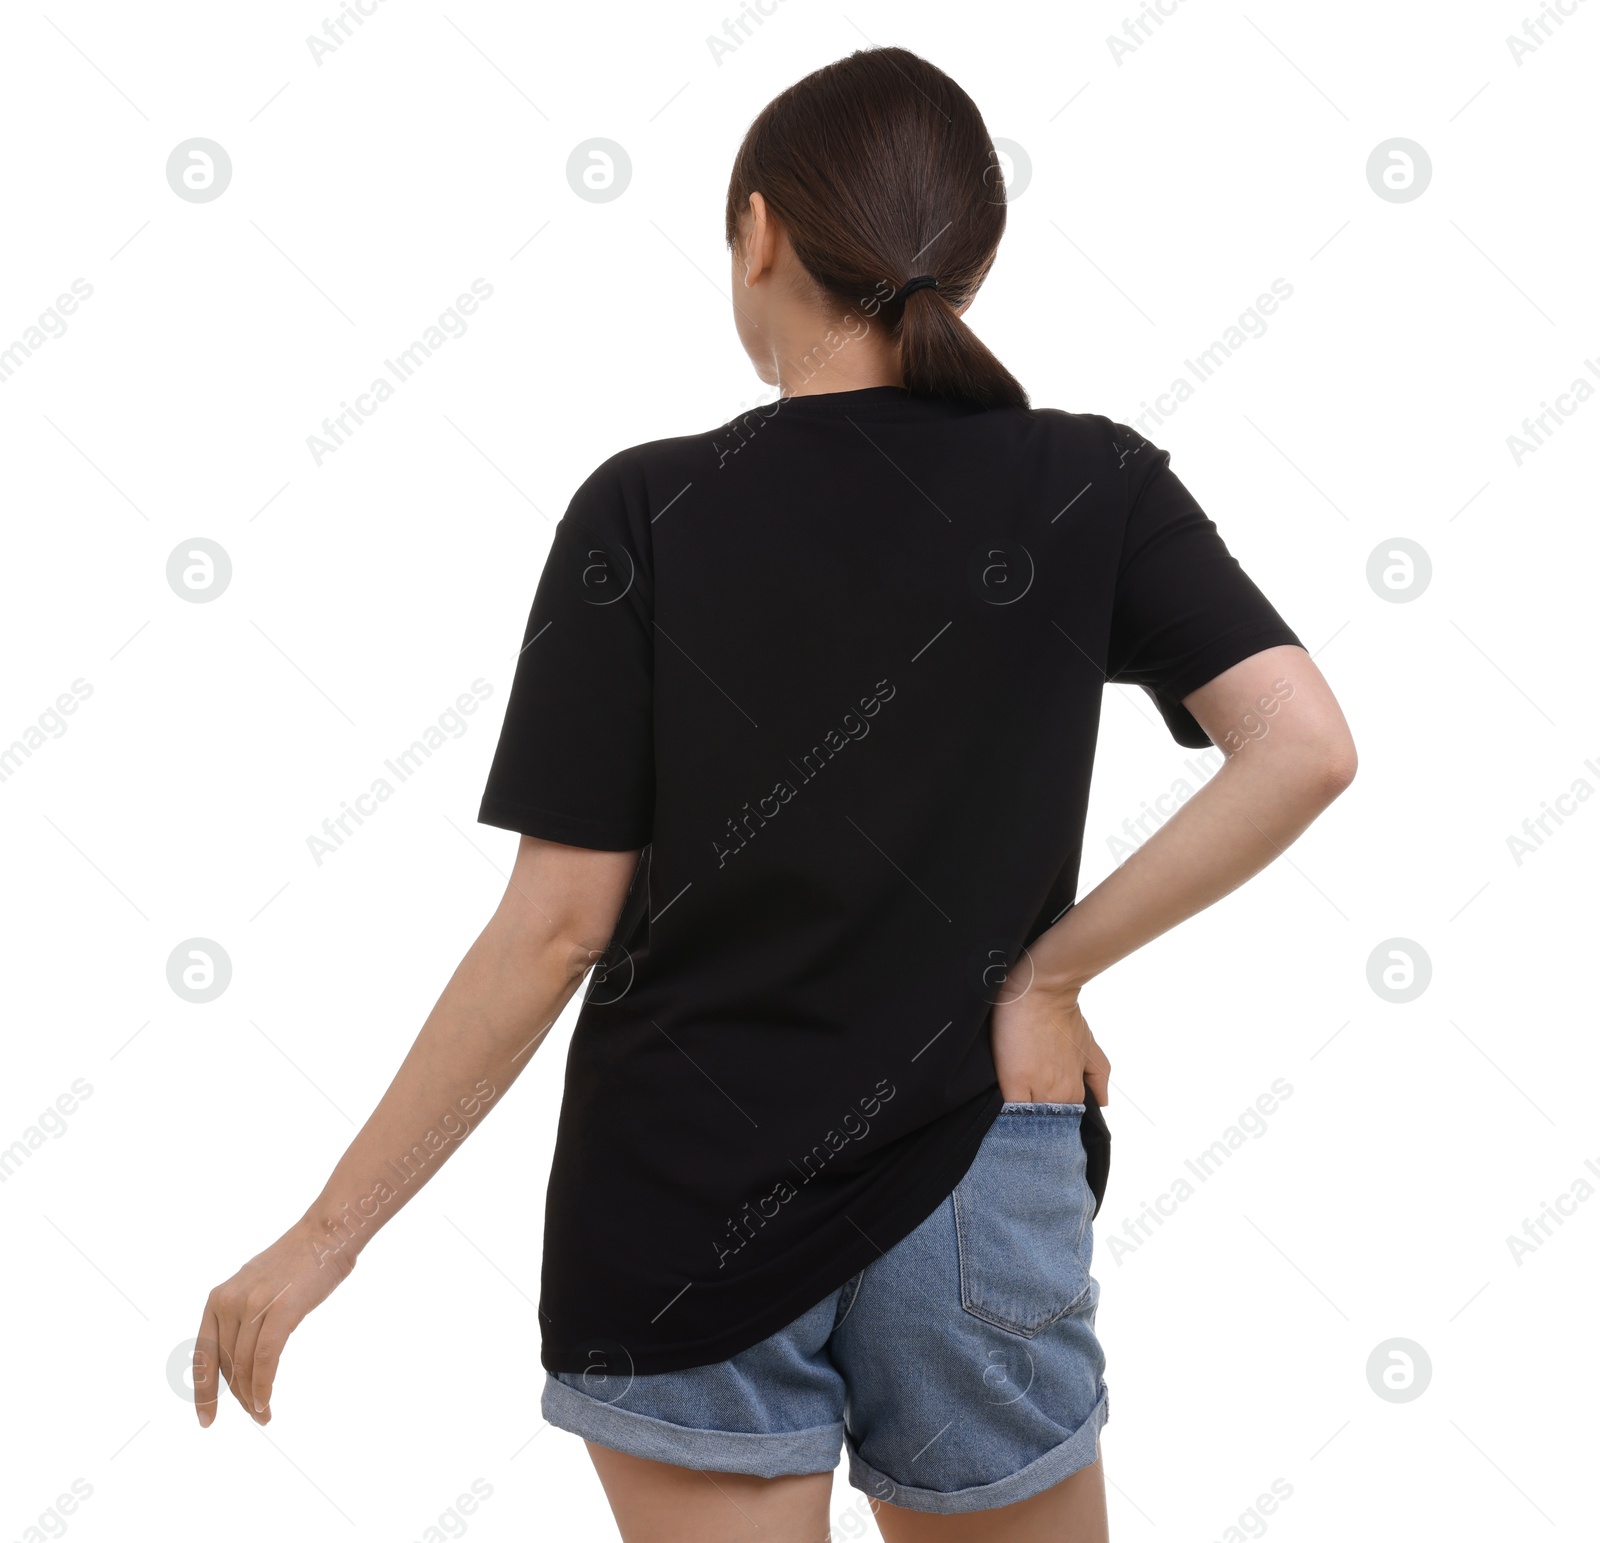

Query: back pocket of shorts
left=951, top=1104, right=1095, bottom=1337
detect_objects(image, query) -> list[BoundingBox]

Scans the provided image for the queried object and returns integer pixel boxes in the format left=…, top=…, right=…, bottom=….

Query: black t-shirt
left=478, top=386, right=1303, bottom=1375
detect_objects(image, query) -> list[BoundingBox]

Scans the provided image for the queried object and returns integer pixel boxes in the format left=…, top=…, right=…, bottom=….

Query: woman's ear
left=743, top=191, right=775, bottom=288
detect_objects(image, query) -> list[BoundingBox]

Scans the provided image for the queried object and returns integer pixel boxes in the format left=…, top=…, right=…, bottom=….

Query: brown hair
left=724, top=47, right=1028, bottom=411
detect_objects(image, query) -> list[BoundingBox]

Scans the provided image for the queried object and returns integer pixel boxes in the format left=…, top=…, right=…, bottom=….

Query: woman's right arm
left=990, top=643, right=1356, bottom=1104
left=192, top=833, right=640, bottom=1429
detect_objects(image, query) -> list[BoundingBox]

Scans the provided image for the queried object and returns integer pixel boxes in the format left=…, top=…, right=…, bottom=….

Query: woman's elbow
left=1311, top=732, right=1358, bottom=801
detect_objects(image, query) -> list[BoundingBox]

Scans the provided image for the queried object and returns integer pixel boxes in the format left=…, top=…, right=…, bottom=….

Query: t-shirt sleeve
left=1105, top=430, right=1304, bottom=749
left=477, top=467, right=654, bottom=849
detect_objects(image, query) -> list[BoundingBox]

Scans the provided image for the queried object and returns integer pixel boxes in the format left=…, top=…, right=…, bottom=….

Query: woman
left=194, top=47, right=1355, bottom=1543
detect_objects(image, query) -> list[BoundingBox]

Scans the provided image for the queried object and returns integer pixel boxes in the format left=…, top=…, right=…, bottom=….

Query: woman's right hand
left=193, top=1218, right=355, bottom=1427
left=989, top=980, right=1111, bottom=1107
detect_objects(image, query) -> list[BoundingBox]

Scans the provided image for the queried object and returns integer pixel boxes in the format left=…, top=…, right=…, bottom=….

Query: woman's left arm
left=990, top=644, right=1356, bottom=1104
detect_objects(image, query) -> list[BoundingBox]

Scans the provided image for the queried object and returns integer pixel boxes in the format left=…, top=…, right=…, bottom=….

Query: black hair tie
left=892, top=274, right=940, bottom=304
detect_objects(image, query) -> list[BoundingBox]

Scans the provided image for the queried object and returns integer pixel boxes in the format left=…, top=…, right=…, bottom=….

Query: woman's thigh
left=583, top=1441, right=835, bottom=1543
left=873, top=1444, right=1108, bottom=1543
left=583, top=1439, right=1107, bottom=1543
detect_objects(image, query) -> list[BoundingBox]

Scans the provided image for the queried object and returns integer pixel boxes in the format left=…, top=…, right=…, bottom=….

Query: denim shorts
left=541, top=1101, right=1108, bottom=1516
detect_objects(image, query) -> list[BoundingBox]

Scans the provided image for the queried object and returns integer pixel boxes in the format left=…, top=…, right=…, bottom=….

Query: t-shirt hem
left=538, top=1084, right=1008, bottom=1376
left=477, top=794, right=649, bottom=852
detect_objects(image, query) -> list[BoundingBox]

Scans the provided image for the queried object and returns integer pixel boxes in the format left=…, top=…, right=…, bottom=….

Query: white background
left=2, top=2, right=1596, bottom=1539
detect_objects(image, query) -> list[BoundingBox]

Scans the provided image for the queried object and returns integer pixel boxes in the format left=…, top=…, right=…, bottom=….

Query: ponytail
left=895, top=280, right=1028, bottom=411
left=724, top=47, right=1029, bottom=412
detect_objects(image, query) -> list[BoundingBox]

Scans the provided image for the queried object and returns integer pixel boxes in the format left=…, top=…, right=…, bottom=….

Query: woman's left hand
left=989, top=983, right=1110, bottom=1106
